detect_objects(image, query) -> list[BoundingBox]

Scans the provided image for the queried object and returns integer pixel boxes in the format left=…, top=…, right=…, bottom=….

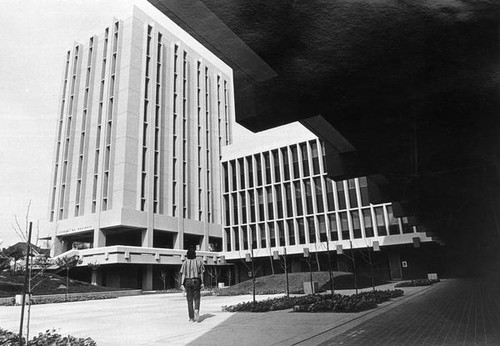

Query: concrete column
left=291, top=258, right=301, bottom=273
left=201, top=223, right=209, bottom=251
left=234, top=263, right=240, bottom=284
left=51, top=236, right=65, bottom=257
left=91, top=269, right=102, bottom=286
left=142, top=265, right=153, bottom=291
left=94, top=228, right=106, bottom=248
left=107, top=270, right=121, bottom=288
left=175, top=218, right=184, bottom=249
left=142, top=227, right=153, bottom=248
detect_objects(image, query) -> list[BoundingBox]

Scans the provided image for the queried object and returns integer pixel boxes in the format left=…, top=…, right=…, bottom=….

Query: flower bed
left=28, top=293, right=118, bottom=305
left=221, top=289, right=404, bottom=313
left=0, top=328, right=96, bottom=346
left=395, top=279, right=440, bottom=287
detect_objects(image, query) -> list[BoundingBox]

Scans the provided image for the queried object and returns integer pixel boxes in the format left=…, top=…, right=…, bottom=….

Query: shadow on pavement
left=198, top=313, right=215, bottom=323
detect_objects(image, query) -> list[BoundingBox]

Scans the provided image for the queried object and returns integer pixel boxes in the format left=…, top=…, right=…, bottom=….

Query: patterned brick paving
left=319, top=275, right=500, bottom=345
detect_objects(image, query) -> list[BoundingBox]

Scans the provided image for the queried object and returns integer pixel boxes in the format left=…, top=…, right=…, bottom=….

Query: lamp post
left=349, top=240, right=358, bottom=294
left=246, top=248, right=256, bottom=308
left=304, top=247, right=313, bottom=294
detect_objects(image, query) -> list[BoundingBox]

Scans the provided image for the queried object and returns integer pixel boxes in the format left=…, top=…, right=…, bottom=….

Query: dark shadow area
left=197, top=313, right=215, bottom=323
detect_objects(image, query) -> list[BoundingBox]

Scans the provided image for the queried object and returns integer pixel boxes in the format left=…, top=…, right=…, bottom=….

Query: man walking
left=180, top=246, right=205, bottom=322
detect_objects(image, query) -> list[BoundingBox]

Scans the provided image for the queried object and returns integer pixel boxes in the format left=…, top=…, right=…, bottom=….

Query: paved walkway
left=305, top=276, right=500, bottom=345
left=1, top=278, right=496, bottom=345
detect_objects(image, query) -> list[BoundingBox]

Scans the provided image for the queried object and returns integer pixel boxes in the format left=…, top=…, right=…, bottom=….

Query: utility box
left=303, top=281, right=318, bottom=294
left=427, top=273, right=438, bottom=281
left=218, top=282, right=225, bottom=289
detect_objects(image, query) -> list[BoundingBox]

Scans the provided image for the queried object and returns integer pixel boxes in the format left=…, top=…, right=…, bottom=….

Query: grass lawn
left=213, top=271, right=389, bottom=295
left=0, top=271, right=125, bottom=298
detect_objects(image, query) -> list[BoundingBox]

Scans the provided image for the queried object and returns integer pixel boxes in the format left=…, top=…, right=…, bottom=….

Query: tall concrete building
left=48, top=7, right=233, bottom=289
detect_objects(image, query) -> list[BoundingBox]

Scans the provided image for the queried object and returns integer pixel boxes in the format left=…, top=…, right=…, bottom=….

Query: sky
left=0, top=0, right=266, bottom=248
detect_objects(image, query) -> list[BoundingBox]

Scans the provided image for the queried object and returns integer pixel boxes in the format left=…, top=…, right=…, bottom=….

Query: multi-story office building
left=220, top=123, right=438, bottom=282
left=48, top=7, right=233, bottom=289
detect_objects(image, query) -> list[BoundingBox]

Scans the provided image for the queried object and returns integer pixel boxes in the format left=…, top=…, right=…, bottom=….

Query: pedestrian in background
left=180, top=246, right=205, bottom=322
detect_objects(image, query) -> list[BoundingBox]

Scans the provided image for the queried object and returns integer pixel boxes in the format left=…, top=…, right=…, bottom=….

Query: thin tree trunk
left=66, top=269, right=69, bottom=301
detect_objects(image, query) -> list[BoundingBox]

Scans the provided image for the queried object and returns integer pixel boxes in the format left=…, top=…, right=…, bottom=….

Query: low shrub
left=30, top=293, right=118, bottom=305
left=0, top=297, right=16, bottom=306
left=0, top=328, right=96, bottom=346
left=30, top=329, right=96, bottom=346
left=395, top=279, right=440, bottom=287
left=222, top=289, right=404, bottom=313
left=0, top=328, right=22, bottom=344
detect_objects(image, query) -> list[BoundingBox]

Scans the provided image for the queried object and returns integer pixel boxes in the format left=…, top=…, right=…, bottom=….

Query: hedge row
left=222, top=289, right=404, bottom=313
left=395, top=279, right=440, bottom=287
left=0, top=328, right=96, bottom=346
left=214, top=288, right=304, bottom=296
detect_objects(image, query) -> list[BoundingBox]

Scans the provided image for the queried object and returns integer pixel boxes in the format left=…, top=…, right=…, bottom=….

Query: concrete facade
left=48, top=7, right=234, bottom=289
left=220, top=124, right=438, bottom=281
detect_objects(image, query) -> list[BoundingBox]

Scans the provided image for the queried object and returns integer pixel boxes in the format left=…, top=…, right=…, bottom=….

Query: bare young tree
left=12, top=201, right=40, bottom=247
left=54, top=254, right=82, bottom=301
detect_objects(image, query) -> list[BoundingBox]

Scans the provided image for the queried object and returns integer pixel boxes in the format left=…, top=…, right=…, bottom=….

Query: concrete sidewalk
left=0, top=283, right=433, bottom=345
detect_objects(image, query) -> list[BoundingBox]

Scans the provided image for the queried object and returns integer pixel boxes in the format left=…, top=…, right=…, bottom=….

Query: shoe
left=189, top=318, right=195, bottom=323
left=194, top=310, right=199, bottom=322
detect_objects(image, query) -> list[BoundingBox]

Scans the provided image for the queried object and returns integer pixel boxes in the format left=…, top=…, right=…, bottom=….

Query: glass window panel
left=328, top=213, right=338, bottom=241
left=326, top=179, right=335, bottom=211
left=240, top=192, right=247, bottom=224
left=222, top=162, right=229, bottom=193
left=287, top=219, right=295, bottom=245
left=225, top=228, right=231, bottom=251
left=300, top=143, right=309, bottom=177
left=359, top=177, right=369, bottom=206
left=336, top=181, right=347, bottom=209
left=224, top=195, right=230, bottom=225
left=281, top=148, right=290, bottom=181
left=277, top=220, right=285, bottom=246
left=285, top=183, right=293, bottom=217
left=259, top=223, right=266, bottom=248
left=273, top=150, right=280, bottom=183
left=305, top=180, right=313, bottom=215
left=297, top=218, right=306, bottom=244
left=247, top=156, right=254, bottom=188
left=307, top=217, right=315, bottom=243
left=250, top=224, right=257, bottom=249
left=258, top=188, right=265, bottom=222
left=294, top=181, right=303, bottom=216
left=249, top=190, right=256, bottom=222
left=318, top=215, right=327, bottom=242
left=256, top=155, right=263, bottom=186
left=348, top=179, right=358, bottom=208
left=387, top=205, right=400, bottom=235
left=276, top=185, right=283, bottom=219
left=314, top=177, right=324, bottom=213
left=351, top=210, right=362, bottom=239
left=266, top=187, right=273, bottom=220
left=375, top=207, right=387, bottom=236
left=239, top=158, right=245, bottom=189
left=269, top=222, right=276, bottom=247
left=291, top=146, right=300, bottom=179
left=363, top=209, right=374, bottom=237
left=339, top=211, right=349, bottom=240
left=310, top=140, right=320, bottom=175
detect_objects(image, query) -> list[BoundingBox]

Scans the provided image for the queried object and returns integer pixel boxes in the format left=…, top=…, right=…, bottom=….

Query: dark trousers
left=184, top=278, right=201, bottom=319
